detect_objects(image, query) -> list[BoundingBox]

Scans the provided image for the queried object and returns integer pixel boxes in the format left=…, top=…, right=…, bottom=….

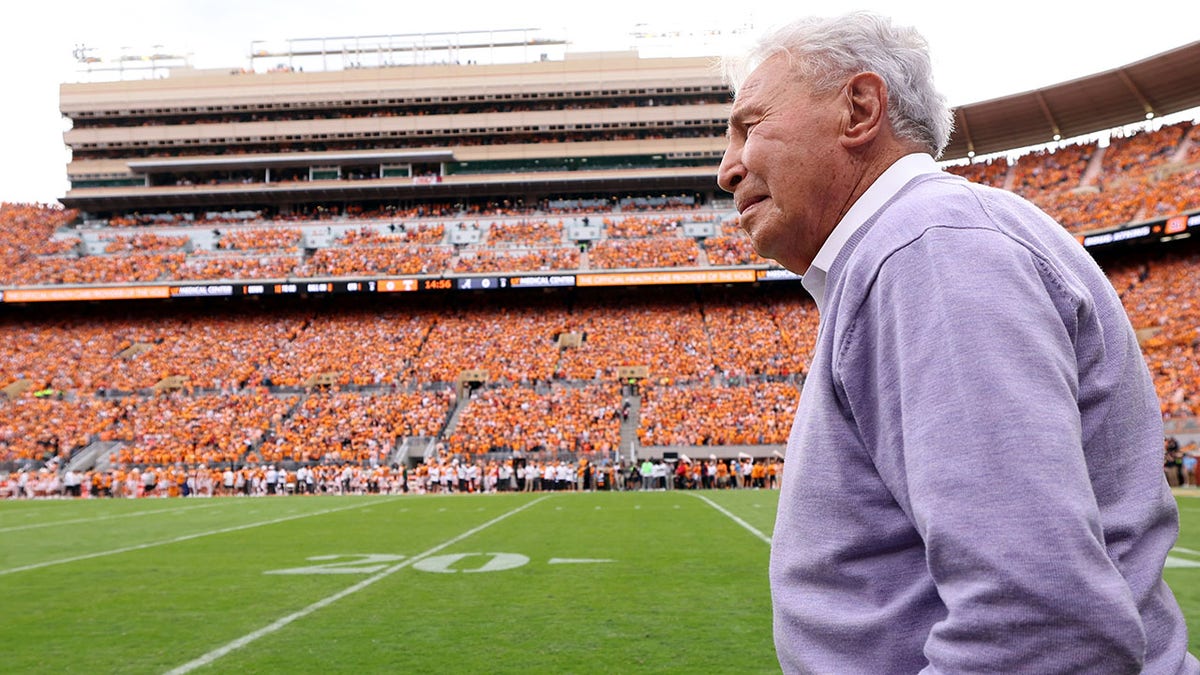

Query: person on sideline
left=717, top=11, right=1197, bottom=673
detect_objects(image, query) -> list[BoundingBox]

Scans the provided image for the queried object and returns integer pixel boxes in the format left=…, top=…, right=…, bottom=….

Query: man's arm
left=837, top=226, right=1147, bottom=672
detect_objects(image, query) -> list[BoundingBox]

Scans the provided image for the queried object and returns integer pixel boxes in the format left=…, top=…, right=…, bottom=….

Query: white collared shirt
left=801, top=153, right=942, bottom=312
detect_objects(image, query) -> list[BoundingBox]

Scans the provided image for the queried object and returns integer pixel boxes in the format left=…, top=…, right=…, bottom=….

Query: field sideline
left=3, top=490, right=1200, bottom=672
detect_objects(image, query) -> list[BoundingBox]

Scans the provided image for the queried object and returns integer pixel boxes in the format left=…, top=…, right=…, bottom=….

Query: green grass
left=1166, top=491, right=1200, bottom=656
left=0, top=491, right=775, bottom=674
left=4, top=490, right=1200, bottom=673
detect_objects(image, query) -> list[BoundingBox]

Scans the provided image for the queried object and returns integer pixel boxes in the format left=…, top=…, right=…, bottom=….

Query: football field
left=0, top=490, right=776, bottom=673
left=4, top=490, right=1200, bottom=673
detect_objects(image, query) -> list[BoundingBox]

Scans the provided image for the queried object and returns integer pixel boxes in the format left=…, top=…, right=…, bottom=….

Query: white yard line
left=0, top=500, right=229, bottom=534
left=0, top=500, right=386, bottom=577
left=164, top=495, right=549, bottom=675
left=691, top=493, right=772, bottom=545
left=694, top=496, right=1200, bottom=555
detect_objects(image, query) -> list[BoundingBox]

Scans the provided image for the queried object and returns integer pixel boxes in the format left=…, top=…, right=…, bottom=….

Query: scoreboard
left=0, top=269, right=801, bottom=304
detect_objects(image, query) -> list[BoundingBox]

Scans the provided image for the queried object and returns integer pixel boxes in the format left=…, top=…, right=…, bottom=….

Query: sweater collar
left=801, top=153, right=941, bottom=312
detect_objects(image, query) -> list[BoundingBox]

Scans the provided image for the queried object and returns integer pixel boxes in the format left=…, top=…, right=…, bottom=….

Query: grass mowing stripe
left=0, top=500, right=229, bottom=533
left=691, top=492, right=773, bottom=544
left=0, top=498, right=390, bottom=577
left=163, top=494, right=550, bottom=675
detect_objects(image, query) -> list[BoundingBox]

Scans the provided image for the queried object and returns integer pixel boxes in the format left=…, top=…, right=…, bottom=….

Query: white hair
left=723, top=11, right=954, bottom=158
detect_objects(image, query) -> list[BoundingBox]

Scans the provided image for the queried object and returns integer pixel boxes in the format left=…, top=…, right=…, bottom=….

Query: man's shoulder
left=845, top=172, right=1069, bottom=273
left=871, top=174, right=1010, bottom=237
left=822, top=173, right=1081, bottom=329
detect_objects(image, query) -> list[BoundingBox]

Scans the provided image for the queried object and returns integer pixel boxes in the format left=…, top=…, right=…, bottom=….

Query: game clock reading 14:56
left=422, top=279, right=453, bottom=291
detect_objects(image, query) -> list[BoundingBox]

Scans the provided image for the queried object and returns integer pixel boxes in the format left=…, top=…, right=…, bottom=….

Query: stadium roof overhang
left=942, top=40, right=1200, bottom=160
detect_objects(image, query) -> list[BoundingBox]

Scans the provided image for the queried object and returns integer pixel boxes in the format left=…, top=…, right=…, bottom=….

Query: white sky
left=1, top=0, right=1198, bottom=204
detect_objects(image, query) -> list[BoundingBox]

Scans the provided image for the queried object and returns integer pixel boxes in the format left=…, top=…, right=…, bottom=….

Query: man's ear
left=841, top=71, right=887, bottom=149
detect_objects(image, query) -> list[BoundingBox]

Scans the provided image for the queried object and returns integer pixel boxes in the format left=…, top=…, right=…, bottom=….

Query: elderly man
left=718, top=11, right=1196, bottom=673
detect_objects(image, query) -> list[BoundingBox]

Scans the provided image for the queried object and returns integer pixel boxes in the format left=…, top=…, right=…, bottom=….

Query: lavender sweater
left=771, top=172, right=1197, bottom=673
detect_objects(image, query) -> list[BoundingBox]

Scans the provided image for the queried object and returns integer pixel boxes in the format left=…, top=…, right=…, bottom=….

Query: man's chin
left=747, top=238, right=797, bottom=274
left=743, top=227, right=773, bottom=260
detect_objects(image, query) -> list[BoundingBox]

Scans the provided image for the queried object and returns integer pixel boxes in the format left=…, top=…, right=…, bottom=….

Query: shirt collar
left=801, top=153, right=942, bottom=312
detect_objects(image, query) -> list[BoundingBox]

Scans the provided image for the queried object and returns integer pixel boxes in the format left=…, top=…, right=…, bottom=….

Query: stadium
left=3, top=22, right=1200, bottom=672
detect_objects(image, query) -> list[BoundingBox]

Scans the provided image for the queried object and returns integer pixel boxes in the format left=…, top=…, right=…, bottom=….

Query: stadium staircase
left=1161, top=140, right=1200, bottom=178
left=1001, top=163, right=1018, bottom=192
left=238, top=392, right=306, bottom=467
left=1079, top=145, right=1109, bottom=189
left=390, top=436, right=435, bottom=466
left=390, top=437, right=412, bottom=466
left=67, top=439, right=125, bottom=473
left=619, top=393, right=641, bottom=453
left=439, top=393, right=469, bottom=439
left=1170, top=136, right=1196, bottom=164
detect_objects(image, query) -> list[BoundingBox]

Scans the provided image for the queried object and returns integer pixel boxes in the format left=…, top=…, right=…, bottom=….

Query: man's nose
left=717, top=144, right=745, bottom=194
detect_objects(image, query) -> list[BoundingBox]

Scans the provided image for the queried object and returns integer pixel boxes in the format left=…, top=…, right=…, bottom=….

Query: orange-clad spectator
left=603, top=215, right=683, bottom=239
left=177, top=254, right=301, bottom=280
left=5, top=253, right=185, bottom=286
left=944, top=156, right=1010, bottom=188
left=107, top=392, right=297, bottom=466
left=589, top=237, right=701, bottom=269
left=0, top=396, right=118, bottom=463
left=260, top=308, right=434, bottom=388
left=705, top=233, right=771, bottom=266
left=216, top=228, right=303, bottom=252
left=103, top=233, right=189, bottom=253
left=556, top=292, right=716, bottom=381
left=638, top=381, right=798, bottom=447
left=454, top=247, right=579, bottom=273
left=340, top=222, right=445, bottom=245
left=0, top=307, right=304, bottom=393
left=1101, top=122, right=1190, bottom=180
left=1184, top=123, right=1200, bottom=163
left=413, top=299, right=569, bottom=384
left=702, top=287, right=813, bottom=379
left=0, top=204, right=77, bottom=282
left=446, top=384, right=621, bottom=456
left=486, top=220, right=564, bottom=245
left=31, top=237, right=81, bottom=256
left=1011, top=141, right=1096, bottom=198
left=299, top=244, right=454, bottom=277
left=749, top=461, right=766, bottom=489
left=261, top=390, right=454, bottom=464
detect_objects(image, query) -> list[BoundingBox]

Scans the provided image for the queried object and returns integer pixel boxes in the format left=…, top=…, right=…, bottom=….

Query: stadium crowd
left=3, top=238, right=1199, bottom=498
left=445, top=384, right=623, bottom=456
left=943, top=119, right=1200, bottom=234
left=453, top=247, right=580, bottom=274
left=300, top=244, right=454, bottom=277
left=0, top=286, right=810, bottom=472
left=2, top=117, right=1200, bottom=498
left=1, top=453, right=784, bottom=499
left=6, top=117, right=1200, bottom=286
